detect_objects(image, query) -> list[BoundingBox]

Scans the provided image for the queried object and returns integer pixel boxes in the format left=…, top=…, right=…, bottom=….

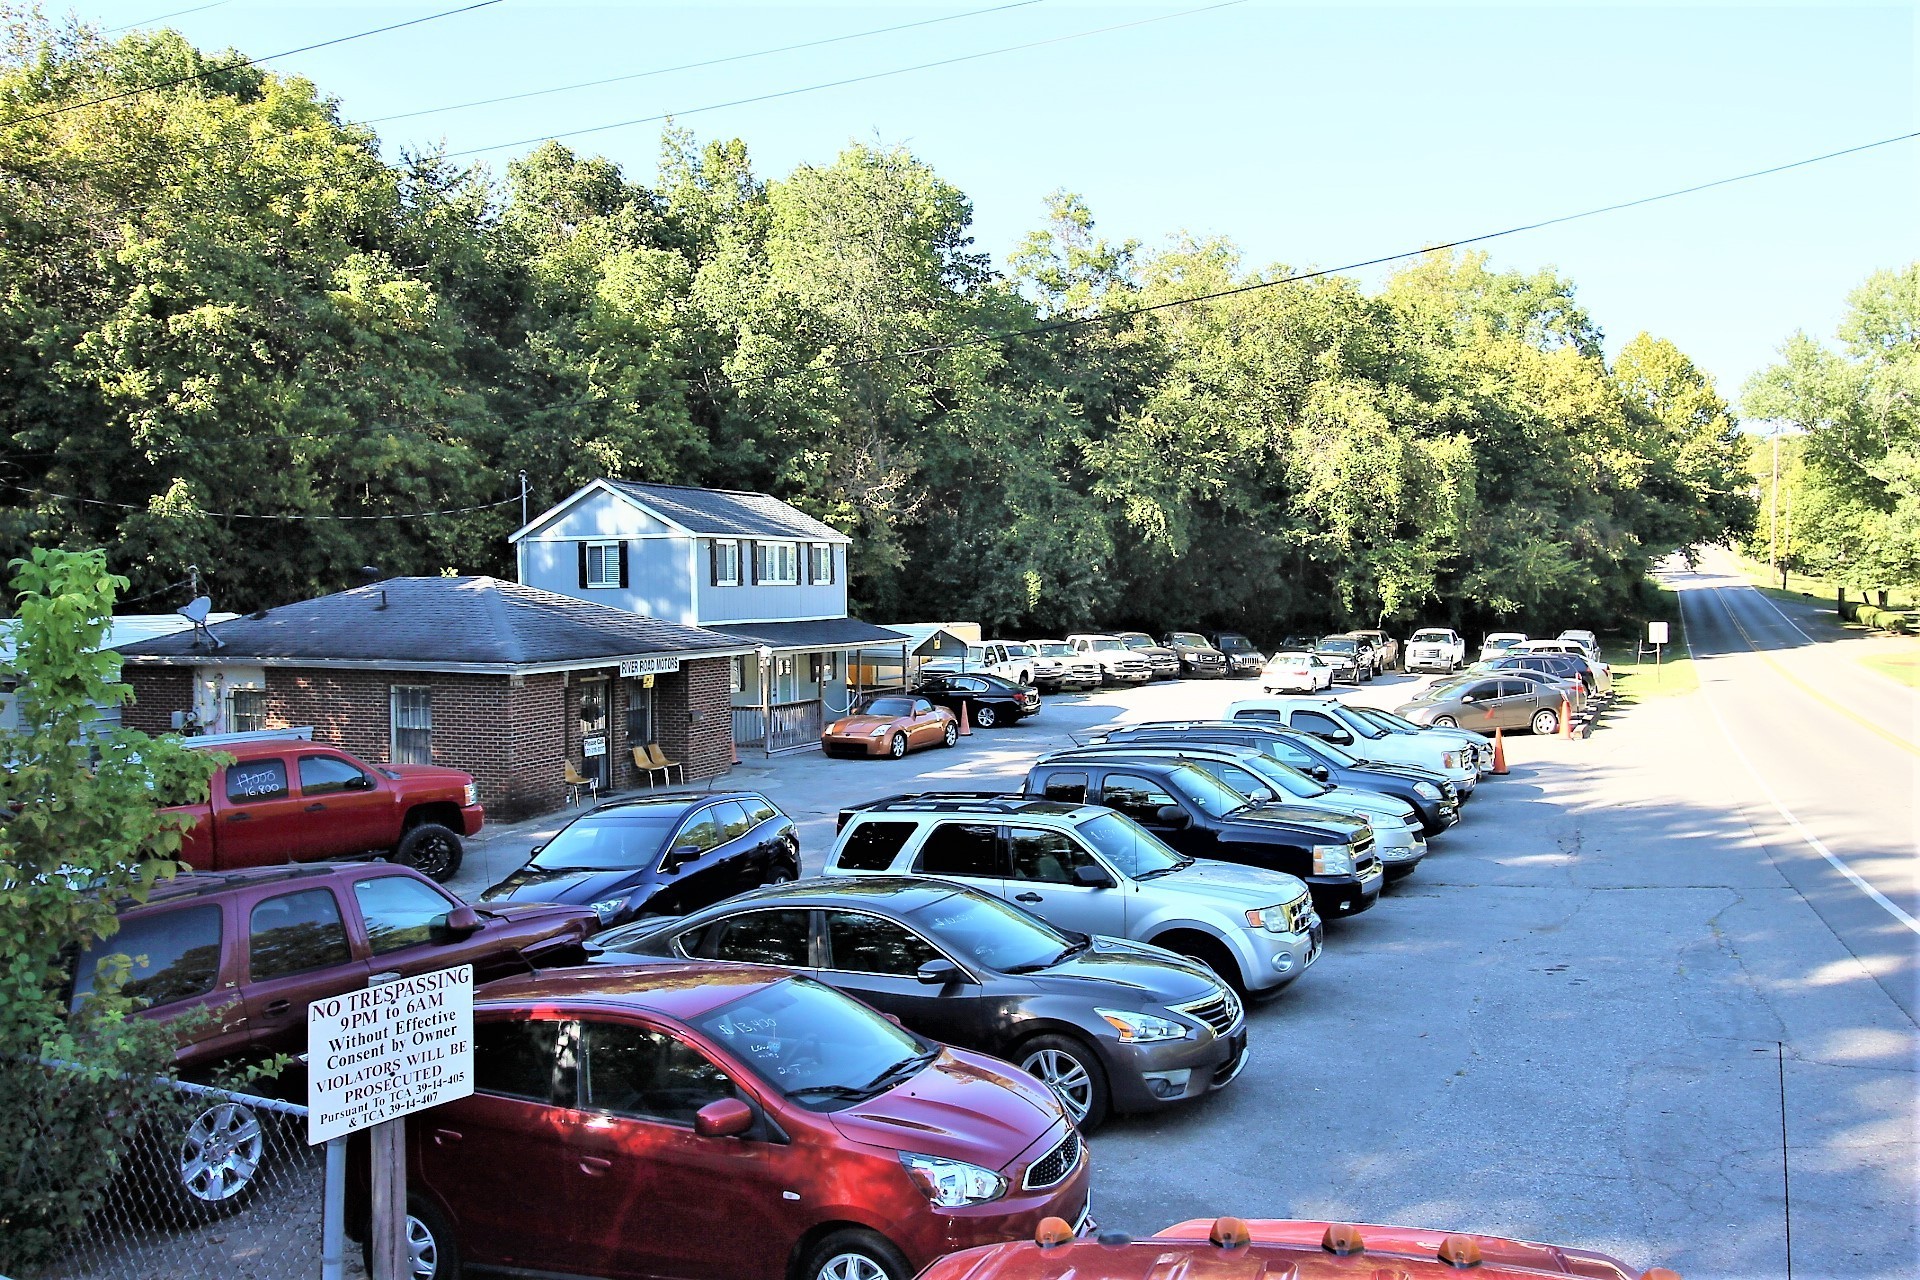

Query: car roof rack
left=139, top=862, right=345, bottom=906
left=845, top=791, right=1062, bottom=816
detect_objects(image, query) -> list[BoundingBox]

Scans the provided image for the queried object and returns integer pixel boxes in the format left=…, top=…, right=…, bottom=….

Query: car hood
left=384, top=762, right=474, bottom=788
left=1157, top=857, right=1311, bottom=907
left=472, top=899, right=599, bottom=938
left=1222, top=803, right=1370, bottom=841
left=828, top=1048, right=1064, bottom=1172
left=479, top=864, right=648, bottom=907
left=1345, top=760, right=1448, bottom=787
left=826, top=714, right=899, bottom=733
left=1029, top=937, right=1219, bottom=1005
left=1324, top=787, right=1417, bottom=822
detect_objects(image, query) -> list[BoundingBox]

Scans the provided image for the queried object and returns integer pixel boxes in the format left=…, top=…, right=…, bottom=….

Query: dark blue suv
left=480, top=792, right=799, bottom=928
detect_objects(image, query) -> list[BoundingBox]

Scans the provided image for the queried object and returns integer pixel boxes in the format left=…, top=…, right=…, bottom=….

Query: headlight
left=869, top=724, right=892, bottom=737
left=1442, top=751, right=1460, bottom=769
left=1310, top=844, right=1355, bottom=875
left=1414, top=782, right=1441, bottom=799
left=1097, top=1007, right=1192, bottom=1043
left=899, top=1152, right=1008, bottom=1207
left=462, top=782, right=479, bottom=807
left=1244, top=905, right=1298, bottom=933
left=590, top=896, right=627, bottom=924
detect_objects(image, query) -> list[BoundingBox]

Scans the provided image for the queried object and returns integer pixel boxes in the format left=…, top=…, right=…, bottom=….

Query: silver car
left=827, top=795, right=1322, bottom=994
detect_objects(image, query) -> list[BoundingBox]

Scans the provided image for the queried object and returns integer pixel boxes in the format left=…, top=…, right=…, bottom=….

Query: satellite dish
left=178, top=596, right=213, bottom=624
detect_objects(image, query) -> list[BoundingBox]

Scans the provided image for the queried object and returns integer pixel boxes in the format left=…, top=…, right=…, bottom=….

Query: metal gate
left=766, top=700, right=823, bottom=753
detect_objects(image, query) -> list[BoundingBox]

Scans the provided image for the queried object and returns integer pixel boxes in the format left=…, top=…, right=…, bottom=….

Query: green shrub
left=1857, top=605, right=1882, bottom=628
left=1887, top=613, right=1913, bottom=635
left=1839, top=599, right=1860, bottom=621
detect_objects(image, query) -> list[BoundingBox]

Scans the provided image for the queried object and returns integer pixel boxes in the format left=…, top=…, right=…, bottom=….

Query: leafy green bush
left=0, top=549, right=220, bottom=1273
left=1839, top=598, right=1860, bottom=621
left=1886, top=613, right=1913, bottom=634
left=1856, top=605, right=1882, bottom=628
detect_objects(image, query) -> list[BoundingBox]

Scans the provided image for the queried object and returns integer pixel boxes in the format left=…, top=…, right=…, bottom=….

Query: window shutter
left=709, top=540, right=719, bottom=586
left=617, top=542, right=629, bottom=588
left=750, top=542, right=761, bottom=584
left=827, top=544, right=836, bottom=585
left=577, top=542, right=589, bottom=589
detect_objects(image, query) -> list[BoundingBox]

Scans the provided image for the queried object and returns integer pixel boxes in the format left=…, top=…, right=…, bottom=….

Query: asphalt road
left=450, top=613, right=1918, bottom=1279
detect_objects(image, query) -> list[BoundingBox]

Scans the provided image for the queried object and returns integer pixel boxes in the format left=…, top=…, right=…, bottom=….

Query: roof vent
left=1321, top=1224, right=1366, bottom=1256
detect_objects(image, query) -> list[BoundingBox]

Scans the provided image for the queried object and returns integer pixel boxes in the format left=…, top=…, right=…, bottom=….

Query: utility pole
left=518, top=470, right=529, bottom=527
left=1769, top=428, right=1782, bottom=586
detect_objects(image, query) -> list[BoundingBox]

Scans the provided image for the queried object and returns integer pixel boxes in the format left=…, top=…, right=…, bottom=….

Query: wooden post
left=370, top=1117, right=407, bottom=1280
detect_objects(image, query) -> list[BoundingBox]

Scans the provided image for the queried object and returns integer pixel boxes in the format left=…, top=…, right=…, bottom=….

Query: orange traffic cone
left=1491, top=728, right=1509, bottom=775
left=730, top=738, right=741, bottom=767
left=1560, top=693, right=1573, bottom=740
left=959, top=701, right=972, bottom=736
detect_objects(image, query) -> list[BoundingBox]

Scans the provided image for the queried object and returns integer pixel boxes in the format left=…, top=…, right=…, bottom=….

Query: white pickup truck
left=1404, top=628, right=1467, bottom=674
left=919, top=640, right=1035, bottom=685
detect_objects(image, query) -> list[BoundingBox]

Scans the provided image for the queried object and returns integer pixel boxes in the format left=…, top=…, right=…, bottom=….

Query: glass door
left=579, top=679, right=610, bottom=789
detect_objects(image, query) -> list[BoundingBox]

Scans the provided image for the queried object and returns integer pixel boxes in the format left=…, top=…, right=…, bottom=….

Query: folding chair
left=564, top=762, right=599, bottom=806
left=631, top=746, right=667, bottom=787
left=645, top=743, right=686, bottom=786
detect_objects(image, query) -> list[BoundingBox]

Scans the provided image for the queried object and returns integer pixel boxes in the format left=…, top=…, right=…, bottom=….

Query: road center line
left=1681, top=587, right=1920, bottom=937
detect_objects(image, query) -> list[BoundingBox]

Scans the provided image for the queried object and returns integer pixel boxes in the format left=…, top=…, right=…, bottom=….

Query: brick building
left=115, top=577, right=752, bottom=820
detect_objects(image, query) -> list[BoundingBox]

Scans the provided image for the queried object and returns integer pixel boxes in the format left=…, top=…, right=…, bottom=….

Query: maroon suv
left=367, top=964, right=1092, bottom=1280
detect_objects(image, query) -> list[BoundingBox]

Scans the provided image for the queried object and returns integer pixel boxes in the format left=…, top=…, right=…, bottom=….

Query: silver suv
left=826, top=794, right=1321, bottom=995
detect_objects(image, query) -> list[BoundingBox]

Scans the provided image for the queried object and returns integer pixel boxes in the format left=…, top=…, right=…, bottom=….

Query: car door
left=72, top=900, right=251, bottom=1068
left=649, top=806, right=733, bottom=917
left=214, top=754, right=307, bottom=868
left=566, top=1016, right=802, bottom=1280
left=1096, top=772, right=1210, bottom=859
left=693, top=908, right=817, bottom=975
left=819, top=909, right=987, bottom=1047
left=347, top=872, right=528, bottom=985
left=1287, top=708, right=1356, bottom=751
left=909, top=698, right=944, bottom=747
left=909, top=820, right=1010, bottom=901
left=414, top=1014, right=577, bottom=1269
left=1003, top=824, right=1126, bottom=938
left=701, top=800, right=762, bottom=896
left=240, top=885, right=367, bottom=1063
left=294, top=752, right=391, bottom=856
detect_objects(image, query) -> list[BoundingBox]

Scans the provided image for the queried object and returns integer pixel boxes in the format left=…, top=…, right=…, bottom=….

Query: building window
left=582, top=540, right=624, bottom=589
left=391, top=686, right=433, bottom=765
left=753, top=541, right=798, bottom=586
left=809, top=654, right=836, bottom=683
left=625, top=680, right=654, bottom=746
left=730, top=656, right=745, bottom=694
left=228, top=688, right=267, bottom=733
left=808, top=543, right=834, bottom=585
left=712, top=539, right=740, bottom=587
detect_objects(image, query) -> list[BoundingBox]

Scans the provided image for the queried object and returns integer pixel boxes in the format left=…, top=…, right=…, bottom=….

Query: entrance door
left=578, top=679, right=610, bottom=790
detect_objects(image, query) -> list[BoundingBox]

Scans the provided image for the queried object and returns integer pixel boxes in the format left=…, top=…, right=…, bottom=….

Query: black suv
left=1092, top=721, right=1461, bottom=836
left=480, top=792, right=799, bottom=928
left=1203, top=631, right=1266, bottom=676
left=1022, top=759, right=1383, bottom=917
left=1161, top=632, right=1230, bottom=677
left=913, top=671, right=1041, bottom=728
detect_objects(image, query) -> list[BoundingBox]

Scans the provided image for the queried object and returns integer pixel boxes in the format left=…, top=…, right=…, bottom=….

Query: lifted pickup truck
left=169, top=735, right=484, bottom=882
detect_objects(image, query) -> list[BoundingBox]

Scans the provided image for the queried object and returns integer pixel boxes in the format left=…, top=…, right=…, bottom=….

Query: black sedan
left=591, top=876, right=1247, bottom=1129
left=479, top=792, right=799, bottom=928
left=912, top=671, right=1040, bottom=728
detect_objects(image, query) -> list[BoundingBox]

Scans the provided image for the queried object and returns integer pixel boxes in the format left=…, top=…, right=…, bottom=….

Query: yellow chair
left=631, top=746, right=667, bottom=787
left=564, top=762, right=599, bottom=806
left=645, top=743, right=686, bottom=786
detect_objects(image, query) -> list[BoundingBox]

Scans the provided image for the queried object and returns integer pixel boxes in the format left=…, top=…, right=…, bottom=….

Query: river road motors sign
left=307, top=966, right=474, bottom=1144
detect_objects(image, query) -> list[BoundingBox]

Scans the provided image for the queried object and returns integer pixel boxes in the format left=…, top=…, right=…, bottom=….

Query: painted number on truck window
left=226, top=761, right=289, bottom=801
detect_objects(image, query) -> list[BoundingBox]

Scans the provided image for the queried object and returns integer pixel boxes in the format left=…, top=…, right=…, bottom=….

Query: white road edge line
left=1682, top=585, right=1920, bottom=936
left=1738, top=579, right=1816, bottom=645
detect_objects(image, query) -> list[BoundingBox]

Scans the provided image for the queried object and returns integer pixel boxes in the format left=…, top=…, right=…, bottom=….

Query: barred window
left=391, top=686, right=433, bottom=765
left=228, top=688, right=267, bottom=733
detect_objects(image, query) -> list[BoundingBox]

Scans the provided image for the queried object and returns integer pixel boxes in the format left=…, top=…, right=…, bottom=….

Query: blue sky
left=75, top=2, right=1917, bottom=405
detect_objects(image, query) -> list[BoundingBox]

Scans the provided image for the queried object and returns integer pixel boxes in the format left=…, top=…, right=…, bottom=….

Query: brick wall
left=655, top=657, right=733, bottom=783
left=122, top=667, right=193, bottom=733
left=504, top=673, right=565, bottom=819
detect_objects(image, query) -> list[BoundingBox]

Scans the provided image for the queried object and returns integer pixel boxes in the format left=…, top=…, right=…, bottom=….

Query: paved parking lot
left=450, top=667, right=1916, bottom=1280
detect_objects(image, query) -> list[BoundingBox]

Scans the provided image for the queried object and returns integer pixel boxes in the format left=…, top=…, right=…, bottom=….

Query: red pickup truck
left=169, top=738, right=484, bottom=883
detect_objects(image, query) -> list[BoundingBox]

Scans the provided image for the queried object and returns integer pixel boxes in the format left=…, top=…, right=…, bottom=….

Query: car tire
left=800, top=1228, right=911, bottom=1280
left=1532, top=708, right=1560, bottom=736
left=942, top=721, right=959, bottom=748
left=395, top=822, right=463, bottom=883
left=973, top=703, right=999, bottom=729
left=888, top=732, right=908, bottom=759
left=143, top=1098, right=269, bottom=1224
left=1017, top=1033, right=1110, bottom=1130
left=363, top=1194, right=461, bottom=1280
left=1433, top=715, right=1458, bottom=728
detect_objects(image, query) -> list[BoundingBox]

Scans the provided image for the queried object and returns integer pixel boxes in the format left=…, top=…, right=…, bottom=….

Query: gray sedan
left=1397, top=675, right=1568, bottom=735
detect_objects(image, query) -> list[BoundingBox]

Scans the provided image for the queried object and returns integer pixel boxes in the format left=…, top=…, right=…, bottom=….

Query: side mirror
left=665, top=843, right=701, bottom=870
left=1309, top=766, right=1331, bottom=782
left=1072, top=864, right=1115, bottom=889
left=436, top=905, right=482, bottom=941
left=1152, top=804, right=1190, bottom=828
left=1324, top=731, right=1352, bottom=745
left=529, top=843, right=545, bottom=856
left=693, top=1097, right=754, bottom=1139
left=345, top=775, right=375, bottom=791
left=916, top=958, right=972, bottom=986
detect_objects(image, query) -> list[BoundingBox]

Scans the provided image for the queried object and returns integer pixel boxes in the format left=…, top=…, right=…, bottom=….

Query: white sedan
left=1261, top=650, right=1334, bottom=693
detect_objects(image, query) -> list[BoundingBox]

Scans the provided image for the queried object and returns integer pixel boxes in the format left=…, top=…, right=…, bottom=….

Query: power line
left=103, top=1, right=230, bottom=34
left=2, top=0, right=505, bottom=128
left=367, top=0, right=1048, bottom=127
left=446, top=0, right=1246, bottom=159
left=12, top=483, right=522, bottom=521
left=728, top=128, right=1920, bottom=387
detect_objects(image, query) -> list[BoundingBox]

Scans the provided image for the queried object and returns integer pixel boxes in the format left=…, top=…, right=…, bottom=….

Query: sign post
left=309, top=966, right=475, bottom=1280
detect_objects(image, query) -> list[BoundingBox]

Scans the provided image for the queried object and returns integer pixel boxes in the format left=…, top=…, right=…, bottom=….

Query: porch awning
left=709, top=619, right=908, bottom=651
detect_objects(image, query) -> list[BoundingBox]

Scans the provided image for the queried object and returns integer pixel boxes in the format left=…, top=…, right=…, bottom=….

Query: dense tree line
left=1, top=16, right=1755, bottom=637
left=1741, top=263, right=1919, bottom=595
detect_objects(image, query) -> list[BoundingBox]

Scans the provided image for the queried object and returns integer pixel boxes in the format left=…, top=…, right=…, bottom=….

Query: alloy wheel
left=407, top=1214, right=439, bottom=1280
left=974, top=704, right=998, bottom=728
left=1021, top=1048, right=1094, bottom=1123
left=404, top=831, right=457, bottom=879
left=178, top=1102, right=264, bottom=1204
left=816, top=1252, right=889, bottom=1280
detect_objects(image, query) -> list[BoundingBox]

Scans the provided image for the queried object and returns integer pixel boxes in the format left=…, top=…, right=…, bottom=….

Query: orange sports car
left=821, top=694, right=959, bottom=758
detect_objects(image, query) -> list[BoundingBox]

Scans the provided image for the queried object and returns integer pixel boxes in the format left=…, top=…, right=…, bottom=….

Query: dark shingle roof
left=709, top=619, right=907, bottom=650
left=114, top=577, right=749, bottom=670
left=605, top=481, right=846, bottom=541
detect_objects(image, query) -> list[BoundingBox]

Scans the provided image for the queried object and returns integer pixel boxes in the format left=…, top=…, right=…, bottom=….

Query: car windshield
left=530, top=809, right=681, bottom=871
left=1317, top=638, right=1356, bottom=654
left=857, top=697, right=914, bottom=717
left=1038, top=642, right=1073, bottom=656
left=1201, top=751, right=1324, bottom=800
left=1411, top=631, right=1451, bottom=644
left=1330, top=708, right=1387, bottom=740
left=1088, top=639, right=1126, bottom=652
left=1167, top=763, right=1257, bottom=815
left=1284, top=732, right=1361, bottom=767
left=907, top=891, right=1072, bottom=974
left=695, top=977, right=934, bottom=1111
left=1169, top=632, right=1208, bottom=647
left=1119, top=635, right=1154, bottom=649
left=1216, top=634, right=1253, bottom=651
left=1005, top=643, right=1034, bottom=657
left=1356, top=707, right=1421, bottom=734
left=1075, top=811, right=1188, bottom=878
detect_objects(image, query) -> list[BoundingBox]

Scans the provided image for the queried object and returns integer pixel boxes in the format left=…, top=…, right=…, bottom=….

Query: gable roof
left=114, top=577, right=753, bottom=674
left=511, top=478, right=848, bottom=544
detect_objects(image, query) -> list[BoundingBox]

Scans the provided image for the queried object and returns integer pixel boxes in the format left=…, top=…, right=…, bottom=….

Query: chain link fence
left=26, top=1079, right=342, bottom=1280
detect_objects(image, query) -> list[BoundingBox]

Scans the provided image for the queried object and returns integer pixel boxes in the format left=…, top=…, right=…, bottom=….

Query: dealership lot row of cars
left=81, top=627, right=1632, bottom=1280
